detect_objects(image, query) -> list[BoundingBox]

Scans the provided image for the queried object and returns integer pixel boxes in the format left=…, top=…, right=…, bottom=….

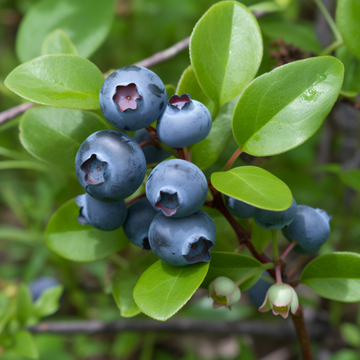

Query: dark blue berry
left=225, top=196, right=255, bottom=218
left=28, top=276, right=60, bottom=301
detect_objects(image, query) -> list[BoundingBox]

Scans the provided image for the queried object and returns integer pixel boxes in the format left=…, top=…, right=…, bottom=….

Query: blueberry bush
left=1, top=0, right=360, bottom=359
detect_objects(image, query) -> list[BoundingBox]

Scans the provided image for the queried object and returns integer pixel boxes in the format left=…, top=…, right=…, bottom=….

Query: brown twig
left=0, top=103, right=35, bottom=125
left=139, top=140, right=156, bottom=149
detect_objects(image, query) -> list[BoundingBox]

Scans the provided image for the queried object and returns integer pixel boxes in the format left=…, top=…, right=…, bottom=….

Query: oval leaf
left=112, top=269, right=141, bottom=318
left=301, top=252, right=360, bottom=302
left=201, top=252, right=264, bottom=291
left=211, top=166, right=293, bottom=211
left=46, top=199, right=128, bottom=262
left=190, top=1, right=263, bottom=106
left=20, top=107, right=109, bottom=171
left=16, top=0, right=114, bottom=63
left=336, top=0, right=360, bottom=59
left=232, top=56, right=344, bottom=156
left=5, top=55, right=104, bottom=110
left=41, top=29, right=78, bottom=55
left=133, top=260, right=209, bottom=321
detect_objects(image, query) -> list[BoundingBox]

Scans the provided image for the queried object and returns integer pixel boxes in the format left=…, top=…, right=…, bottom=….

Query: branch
left=0, top=103, right=35, bottom=125
left=28, top=318, right=327, bottom=339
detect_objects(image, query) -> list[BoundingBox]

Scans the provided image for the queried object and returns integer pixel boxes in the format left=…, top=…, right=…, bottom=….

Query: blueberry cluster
left=225, top=196, right=332, bottom=253
left=75, top=66, right=215, bottom=266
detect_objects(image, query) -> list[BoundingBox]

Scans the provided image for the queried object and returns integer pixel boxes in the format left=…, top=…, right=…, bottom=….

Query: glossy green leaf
left=133, top=260, right=209, bottom=321
left=46, top=199, right=128, bottom=262
left=336, top=45, right=360, bottom=95
left=34, top=285, right=63, bottom=318
left=301, top=252, right=360, bottom=302
left=20, top=107, right=109, bottom=171
left=201, top=252, right=264, bottom=291
left=176, top=65, right=215, bottom=115
left=41, top=29, right=77, bottom=55
left=191, top=97, right=237, bottom=170
left=16, top=0, right=114, bottom=62
left=5, top=55, right=104, bottom=110
left=340, top=323, right=360, bottom=348
left=112, top=268, right=141, bottom=318
left=190, top=1, right=263, bottom=106
left=13, top=331, right=38, bottom=359
left=16, top=284, right=34, bottom=326
left=232, top=57, right=344, bottom=156
left=339, top=169, right=360, bottom=193
left=165, top=84, right=176, bottom=100
left=336, top=0, right=360, bottom=59
left=211, top=166, right=293, bottom=210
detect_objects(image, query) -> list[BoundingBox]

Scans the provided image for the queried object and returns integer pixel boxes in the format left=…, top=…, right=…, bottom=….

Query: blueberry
left=76, top=193, right=127, bottom=231
left=99, top=66, right=167, bottom=131
left=157, top=94, right=212, bottom=148
left=28, top=276, right=60, bottom=301
left=225, top=195, right=255, bottom=218
left=148, top=210, right=216, bottom=266
left=75, top=130, right=146, bottom=201
left=246, top=271, right=272, bottom=308
left=123, top=197, right=157, bottom=250
left=134, top=128, right=171, bottom=165
left=254, top=198, right=297, bottom=230
left=282, top=205, right=331, bottom=253
left=146, top=159, right=208, bottom=218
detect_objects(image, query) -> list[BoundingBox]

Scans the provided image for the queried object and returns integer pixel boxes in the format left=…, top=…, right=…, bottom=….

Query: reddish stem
left=281, top=241, right=297, bottom=260
left=125, top=193, right=146, bottom=206
left=222, top=147, right=243, bottom=171
left=175, top=148, right=186, bottom=160
left=275, top=264, right=282, bottom=284
left=185, top=148, right=192, bottom=162
left=139, top=140, right=156, bottom=148
left=145, top=126, right=161, bottom=149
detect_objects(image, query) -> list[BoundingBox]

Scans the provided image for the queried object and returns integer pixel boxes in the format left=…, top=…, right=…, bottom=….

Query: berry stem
left=139, top=140, right=156, bottom=148
left=281, top=241, right=297, bottom=260
left=174, top=148, right=186, bottom=160
left=125, top=193, right=146, bottom=206
left=271, top=229, right=279, bottom=261
left=275, top=264, right=282, bottom=284
left=222, top=147, right=243, bottom=171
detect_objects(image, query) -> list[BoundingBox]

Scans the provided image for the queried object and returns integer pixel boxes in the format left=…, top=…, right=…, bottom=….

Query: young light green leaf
left=20, top=107, right=110, bottom=171
left=340, top=323, right=360, bottom=348
left=133, top=260, right=209, bottom=321
left=190, top=1, right=263, bottom=106
left=46, top=199, right=128, bottom=262
left=191, top=97, right=237, bottom=170
left=34, top=285, right=63, bottom=318
left=232, top=57, right=344, bottom=156
left=336, top=0, right=360, bottom=59
left=16, top=284, right=34, bottom=326
left=41, top=29, right=77, bottom=55
left=176, top=65, right=215, bottom=115
left=13, top=331, right=39, bottom=359
left=336, top=45, right=360, bottom=95
left=301, top=252, right=360, bottom=302
left=5, top=55, right=104, bottom=110
left=201, top=252, right=264, bottom=291
left=112, top=269, right=141, bottom=318
left=16, top=0, right=114, bottom=63
left=211, top=166, right=293, bottom=211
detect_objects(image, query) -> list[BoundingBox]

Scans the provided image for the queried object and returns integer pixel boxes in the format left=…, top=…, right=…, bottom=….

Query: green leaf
left=45, top=199, right=128, bottom=262
left=340, top=323, right=360, bottom=348
left=336, top=45, right=360, bottom=95
left=190, top=1, right=263, bottom=106
left=0, top=160, right=51, bottom=172
left=112, top=269, right=141, bottom=318
left=165, top=85, right=176, bottom=100
left=301, top=252, right=360, bottom=302
left=191, top=97, right=237, bottom=170
left=232, top=57, right=344, bottom=156
left=133, top=260, right=209, bottom=321
left=201, top=252, right=264, bottom=291
left=336, top=0, right=360, bottom=59
left=0, top=293, right=12, bottom=333
left=16, top=0, right=114, bottom=63
left=13, top=330, right=38, bottom=359
left=41, top=29, right=78, bottom=55
left=176, top=65, right=215, bottom=115
left=34, top=285, right=63, bottom=318
left=339, top=169, right=360, bottom=193
left=16, top=284, right=34, bottom=326
left=20, top=107, right=109, bottom=171
left=5, top=55, right=104, bottom=110
left=211, top=166, right=293, bottom=210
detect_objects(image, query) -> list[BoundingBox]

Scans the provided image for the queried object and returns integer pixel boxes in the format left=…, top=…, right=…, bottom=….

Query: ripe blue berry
left=157, top=94, right=212, bottom=148
left=134, top=128, right=171, bottom=165
left=146, top=159, right=208, bottom=218
left=282, top=205, right=331, bottom=253
left=75, top=130, right=146, bottom=201
left=76, top=193, right=127, bottom=231
left=254, top=198, right=297, bottom=230
left=225, top=196, right=255, bottom=218
left=246, top=272, right=272, bottom=308
left=28, top=276, right=60, bottom=301
left=123, top=197, right=157, bottom=250
left=148, top=210, right=216, bottom=266
left=99, top=66, right=167, bottom=131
